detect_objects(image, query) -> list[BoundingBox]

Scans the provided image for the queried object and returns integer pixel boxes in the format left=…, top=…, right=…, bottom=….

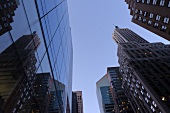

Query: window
left=156, top=15, right=161, bottom=21
left=154, top=23, right=159, bottom=28
left=142, top=0, right=145, bottom=3
left=147, top=0, right=150, bottom=4
left=135, top=9, right=138, bottom=13
left=8, top=3, right=11, bottom=6
left=153, top=0, right=157, bottom=5
left=160, top=0, right=165, bottom=6
left=2, top=17, right=6, bottom=21
left=7, top=14, right=10, bottom=18
left=148, top=20, right=152, bottom=25
left=19, top=104, right=23, bottom=109
left=163, top=17, right=169, bottom=24
left=4, top=23, right=8, bottom=27
left=143, top=12, right=147, bottom=17
left=134, top=15, right=137, bottom=19
left=138, top=16, right=142, bottom=21
left=161, top=25, right=167, bottom=32
left=3, top=4, right=7, bottom=8
left=142, top=18, right=146, bottom=23
left=150, top=105, right=155, bottom=112
left=149, top=13, right=153, bottom=18
left=17, top=100, right=20, bottom=105
left=152, top=101, right=157, bottom=107
left=145, top=97, right=149, bottom=103
left=147, top=93, right=151, bottom=98
left=13, top=108, right=16, bottom=113
left=168, top=1, right=170, bottom=7
left=161, top=96, right=167, bottom=101
left=139, top=10, right=143, bottom=15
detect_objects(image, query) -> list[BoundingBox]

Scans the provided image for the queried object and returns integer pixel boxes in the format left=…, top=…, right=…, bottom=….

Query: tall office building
left=113, top=27, right=170, bottom=113
left=72, top=91, right=83, bottom=113
left=125, top=0, right=170, bottom=41
left=96, top=75, right=115, bottom=113
left=107, top=67, right=134, bottom=113
left=72, top=92, right=78, bottom=113
left=0, top=0, right=73, bottom=112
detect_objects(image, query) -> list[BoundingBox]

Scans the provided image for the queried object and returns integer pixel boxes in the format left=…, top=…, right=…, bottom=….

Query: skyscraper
left=72, top=91, right=83, bottom=113
left=113, top=27, right=170, bottom=113
left=107, top=67, right=134, bottom=113
left=72, top=92, right=78, bottom=113
left=96, top=75, right=115, bottom=113
left=0, top=0, right=73, bottom=112
left=125, top=0, right=170, bottom=41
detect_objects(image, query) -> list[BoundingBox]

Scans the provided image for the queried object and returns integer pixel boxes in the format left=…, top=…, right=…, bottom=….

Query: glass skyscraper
left=96, top=74, right=114, bottom=113
left=0, top=0, right=73, bottom=113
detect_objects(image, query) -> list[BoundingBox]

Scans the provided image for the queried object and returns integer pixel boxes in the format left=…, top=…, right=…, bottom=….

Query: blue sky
left=67, top=1, right=169, bottom=113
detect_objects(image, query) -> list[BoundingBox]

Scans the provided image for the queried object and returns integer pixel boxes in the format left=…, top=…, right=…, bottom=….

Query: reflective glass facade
left=0, top=0, right=73, bottom=113
left=96, top=75, right=114, bottom=113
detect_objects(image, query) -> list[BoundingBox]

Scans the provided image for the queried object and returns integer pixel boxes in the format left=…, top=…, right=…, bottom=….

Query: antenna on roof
left=113, top=24, right=119, bottom=29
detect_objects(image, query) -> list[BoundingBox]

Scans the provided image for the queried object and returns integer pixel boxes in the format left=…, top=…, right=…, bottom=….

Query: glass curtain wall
left=0, top=0, right=73, bottom=113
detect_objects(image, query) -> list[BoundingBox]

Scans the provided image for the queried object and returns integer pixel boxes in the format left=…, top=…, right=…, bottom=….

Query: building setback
left=107, top=67, right=134, bottom=113
left=125, top=0, right=170, bottom=41
left=113, top=27, right=170, bottom=113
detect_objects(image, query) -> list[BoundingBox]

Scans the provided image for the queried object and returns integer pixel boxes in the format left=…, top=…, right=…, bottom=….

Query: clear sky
left=67, top=1, right=169, bottom=113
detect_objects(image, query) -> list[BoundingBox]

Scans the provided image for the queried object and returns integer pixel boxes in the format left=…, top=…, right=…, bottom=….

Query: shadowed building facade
left=0, top=0, right=19, bottom=36
left=125, top=0, right=170, bottom=41
left=72, top=91, right=83, bottom=113
left=72, top=92, right=78, bottom=113
left=113, top=27, right=170, bottom=113
left=107, top=67, right=134, bottom=113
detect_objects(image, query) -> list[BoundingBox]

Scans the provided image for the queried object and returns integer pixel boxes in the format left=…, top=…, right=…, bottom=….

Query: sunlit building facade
left=96, top=75, right=115, bottom=113
left=125, top=0, right=170, bottom=41
left=113, top=27, right=170, bottom=113
left=0, top=0, right=73, bottom=113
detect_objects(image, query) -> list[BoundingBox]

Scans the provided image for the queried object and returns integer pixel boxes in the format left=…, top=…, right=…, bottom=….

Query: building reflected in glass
left=0, top=0, right=73, bottom=113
